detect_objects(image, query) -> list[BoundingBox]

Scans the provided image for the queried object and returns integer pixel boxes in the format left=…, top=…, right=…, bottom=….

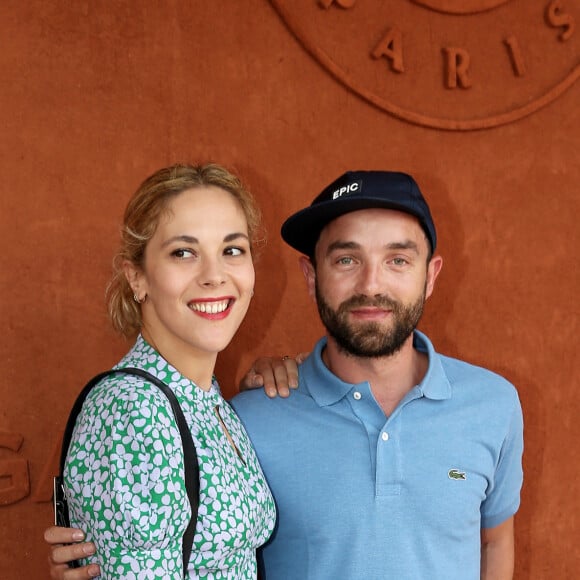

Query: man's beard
left=315, top=283, right=426, bottom=358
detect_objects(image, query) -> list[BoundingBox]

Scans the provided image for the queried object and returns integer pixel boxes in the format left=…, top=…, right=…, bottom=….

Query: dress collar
left=118, top=335, right=221, bottom=396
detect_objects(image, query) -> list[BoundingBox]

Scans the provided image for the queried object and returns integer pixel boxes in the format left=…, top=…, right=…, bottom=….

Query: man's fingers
left=44, top=526, right=85, bottom=545
left=49, top=562, right=100, bottom=580
left=63, top=563, right=101, bottom=579
left=49, top=542, right=96, bottom=565
left=47, top=544, right=100, bottom=579
left=49, top=562, right=71, bottom=580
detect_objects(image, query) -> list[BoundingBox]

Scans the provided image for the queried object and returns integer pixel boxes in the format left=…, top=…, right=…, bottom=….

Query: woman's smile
left=188, top=297, right=234, bottom=318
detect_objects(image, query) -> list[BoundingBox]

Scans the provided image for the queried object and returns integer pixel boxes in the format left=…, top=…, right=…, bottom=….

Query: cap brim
left=281, top=196, right=424, bottom=256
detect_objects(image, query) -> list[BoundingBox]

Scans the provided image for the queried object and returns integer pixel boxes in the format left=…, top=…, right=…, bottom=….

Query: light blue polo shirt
left=231, top=331, right=523, bottom=579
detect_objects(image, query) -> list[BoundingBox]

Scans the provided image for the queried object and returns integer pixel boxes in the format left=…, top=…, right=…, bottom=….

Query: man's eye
left=337, top=257, right=353, bottom=265
left=172, top=249, right=195, bottom=259
left=391, top=258, right=408, bottom=266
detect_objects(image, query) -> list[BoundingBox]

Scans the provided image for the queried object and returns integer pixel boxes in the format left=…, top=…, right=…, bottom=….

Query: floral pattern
left=64, top=336, right=275, bottom=579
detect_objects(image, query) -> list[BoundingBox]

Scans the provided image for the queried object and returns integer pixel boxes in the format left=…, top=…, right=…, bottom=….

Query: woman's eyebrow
left=161, top=235, right=199, bottom=248
left=161, top=232, right=249, bottom=248
left=224, top=232, right=250, bottom=242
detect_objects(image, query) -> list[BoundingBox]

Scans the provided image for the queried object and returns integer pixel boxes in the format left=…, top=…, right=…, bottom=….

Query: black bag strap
left=58, top=367, right=199, bottom=575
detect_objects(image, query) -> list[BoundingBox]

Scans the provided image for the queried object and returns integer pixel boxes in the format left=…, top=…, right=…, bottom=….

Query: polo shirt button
left=353, top=391, right=362, bottom=400
left=381, top=432, right=389, bottom=441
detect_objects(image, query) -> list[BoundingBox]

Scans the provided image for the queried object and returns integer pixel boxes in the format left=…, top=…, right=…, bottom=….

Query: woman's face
left=128, top=186, right=255, bottom=363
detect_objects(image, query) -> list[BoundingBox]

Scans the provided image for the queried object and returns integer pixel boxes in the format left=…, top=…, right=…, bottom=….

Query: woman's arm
left=64, top=381, right=189, bottom=578
left=238, top=353, right=307, bottom=397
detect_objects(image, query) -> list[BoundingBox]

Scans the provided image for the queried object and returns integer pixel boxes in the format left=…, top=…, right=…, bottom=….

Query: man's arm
left=44, top=526, right=99, bottom=579
left=480, top=517, right=514, bottom=580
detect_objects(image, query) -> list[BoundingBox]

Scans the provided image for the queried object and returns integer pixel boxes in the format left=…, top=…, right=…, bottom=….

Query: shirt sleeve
left=480, top=389, right=524, bottom=529
left=65, top=380, right=190, bottom=579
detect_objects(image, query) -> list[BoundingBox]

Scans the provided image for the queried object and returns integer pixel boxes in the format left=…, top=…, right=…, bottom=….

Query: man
left=47, top=171, right=523, bottom=579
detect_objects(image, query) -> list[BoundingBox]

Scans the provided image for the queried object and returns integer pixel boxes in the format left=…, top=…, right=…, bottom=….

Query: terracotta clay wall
left=0, top=1, right=578, bottom=577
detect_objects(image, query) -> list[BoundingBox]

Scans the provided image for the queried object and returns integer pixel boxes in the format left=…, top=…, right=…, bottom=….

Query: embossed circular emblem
left=413, top=0, right=510, bottom=14
left=270, top=0, right=579, bottom=130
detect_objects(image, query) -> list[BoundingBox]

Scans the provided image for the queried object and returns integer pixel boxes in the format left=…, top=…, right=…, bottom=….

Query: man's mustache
left=338, top=295, right=401, bottom=312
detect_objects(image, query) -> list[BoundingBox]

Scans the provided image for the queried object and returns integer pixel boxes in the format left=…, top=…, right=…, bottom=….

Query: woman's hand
left=239, top=353, right=309, bottom=397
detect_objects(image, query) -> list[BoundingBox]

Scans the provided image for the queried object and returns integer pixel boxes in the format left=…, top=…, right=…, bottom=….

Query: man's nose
left=354, top=261, right=384, bottom=296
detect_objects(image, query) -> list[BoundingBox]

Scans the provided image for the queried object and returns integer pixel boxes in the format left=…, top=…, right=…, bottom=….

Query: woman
left=53, top=163, right=276, bottom=578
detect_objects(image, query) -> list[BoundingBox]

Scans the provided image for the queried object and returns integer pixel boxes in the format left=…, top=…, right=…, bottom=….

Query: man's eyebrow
left=325, top=239, right=420, bottom=255
left=161, top=233, right=249, bottom=248
left=385, top=240, right=420, bottom=253
left=325, top=240, right=361, bottom=256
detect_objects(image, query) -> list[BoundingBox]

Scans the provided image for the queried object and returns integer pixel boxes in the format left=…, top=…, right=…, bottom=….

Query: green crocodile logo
left=448, top=469, right=467, bottom=481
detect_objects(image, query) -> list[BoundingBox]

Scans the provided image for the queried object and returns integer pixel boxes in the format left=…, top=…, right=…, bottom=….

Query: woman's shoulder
left=77, top=369, right=177, bottom=437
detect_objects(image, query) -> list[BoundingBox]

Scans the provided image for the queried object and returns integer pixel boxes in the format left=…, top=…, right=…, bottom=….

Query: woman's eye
left=225, top=246, right=246, bottom=257
left=172, top=248, right=195, bottom=259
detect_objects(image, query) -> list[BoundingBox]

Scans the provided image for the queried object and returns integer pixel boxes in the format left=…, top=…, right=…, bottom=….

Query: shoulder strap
left=58, top=367, right=199, bottom=576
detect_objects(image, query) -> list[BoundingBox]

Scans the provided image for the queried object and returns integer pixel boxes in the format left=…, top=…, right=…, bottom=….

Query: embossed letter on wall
left=0, top=431, right=30, bottom=505
left=270, top=0, right=579, bottom=130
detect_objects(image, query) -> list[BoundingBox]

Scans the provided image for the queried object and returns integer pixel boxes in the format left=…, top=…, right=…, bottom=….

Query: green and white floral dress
left=64, top=336, right=276, bottom=579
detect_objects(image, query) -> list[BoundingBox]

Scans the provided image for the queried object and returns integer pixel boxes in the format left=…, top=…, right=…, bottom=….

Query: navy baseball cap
left=281, top=170, right=437, bottom=256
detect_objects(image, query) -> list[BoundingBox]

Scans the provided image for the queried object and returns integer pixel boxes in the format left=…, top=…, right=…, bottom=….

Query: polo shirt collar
left=301, top=337, right=355, bottom=407
left=301, top=331, right=452, bottom=407
left=412, top=330, right=452, bottom=400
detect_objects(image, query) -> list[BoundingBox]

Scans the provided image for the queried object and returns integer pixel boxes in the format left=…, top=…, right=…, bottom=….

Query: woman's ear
left=123, top=260, right=147, bottom=302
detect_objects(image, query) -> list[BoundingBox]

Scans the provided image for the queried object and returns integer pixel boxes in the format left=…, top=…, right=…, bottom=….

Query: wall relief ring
left=270, top=0, right=579, bottom=130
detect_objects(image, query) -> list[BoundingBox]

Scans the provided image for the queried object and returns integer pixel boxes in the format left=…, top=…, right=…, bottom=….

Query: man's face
left=302, top=208, right=441, bottom=358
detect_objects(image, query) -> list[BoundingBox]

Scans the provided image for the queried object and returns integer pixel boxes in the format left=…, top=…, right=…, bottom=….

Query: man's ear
left=298, top=256, right=316, bottom=301
left=123, top=260, right=147, bottom=302
left=425, top=254, right=443, bottom=299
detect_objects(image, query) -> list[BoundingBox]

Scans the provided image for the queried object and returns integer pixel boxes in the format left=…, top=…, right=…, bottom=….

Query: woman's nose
left=199, top=259, right=227, bottom=287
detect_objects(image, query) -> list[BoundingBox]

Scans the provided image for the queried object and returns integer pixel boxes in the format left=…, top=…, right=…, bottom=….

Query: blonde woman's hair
left=106, top=163, right=262, bottom=338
